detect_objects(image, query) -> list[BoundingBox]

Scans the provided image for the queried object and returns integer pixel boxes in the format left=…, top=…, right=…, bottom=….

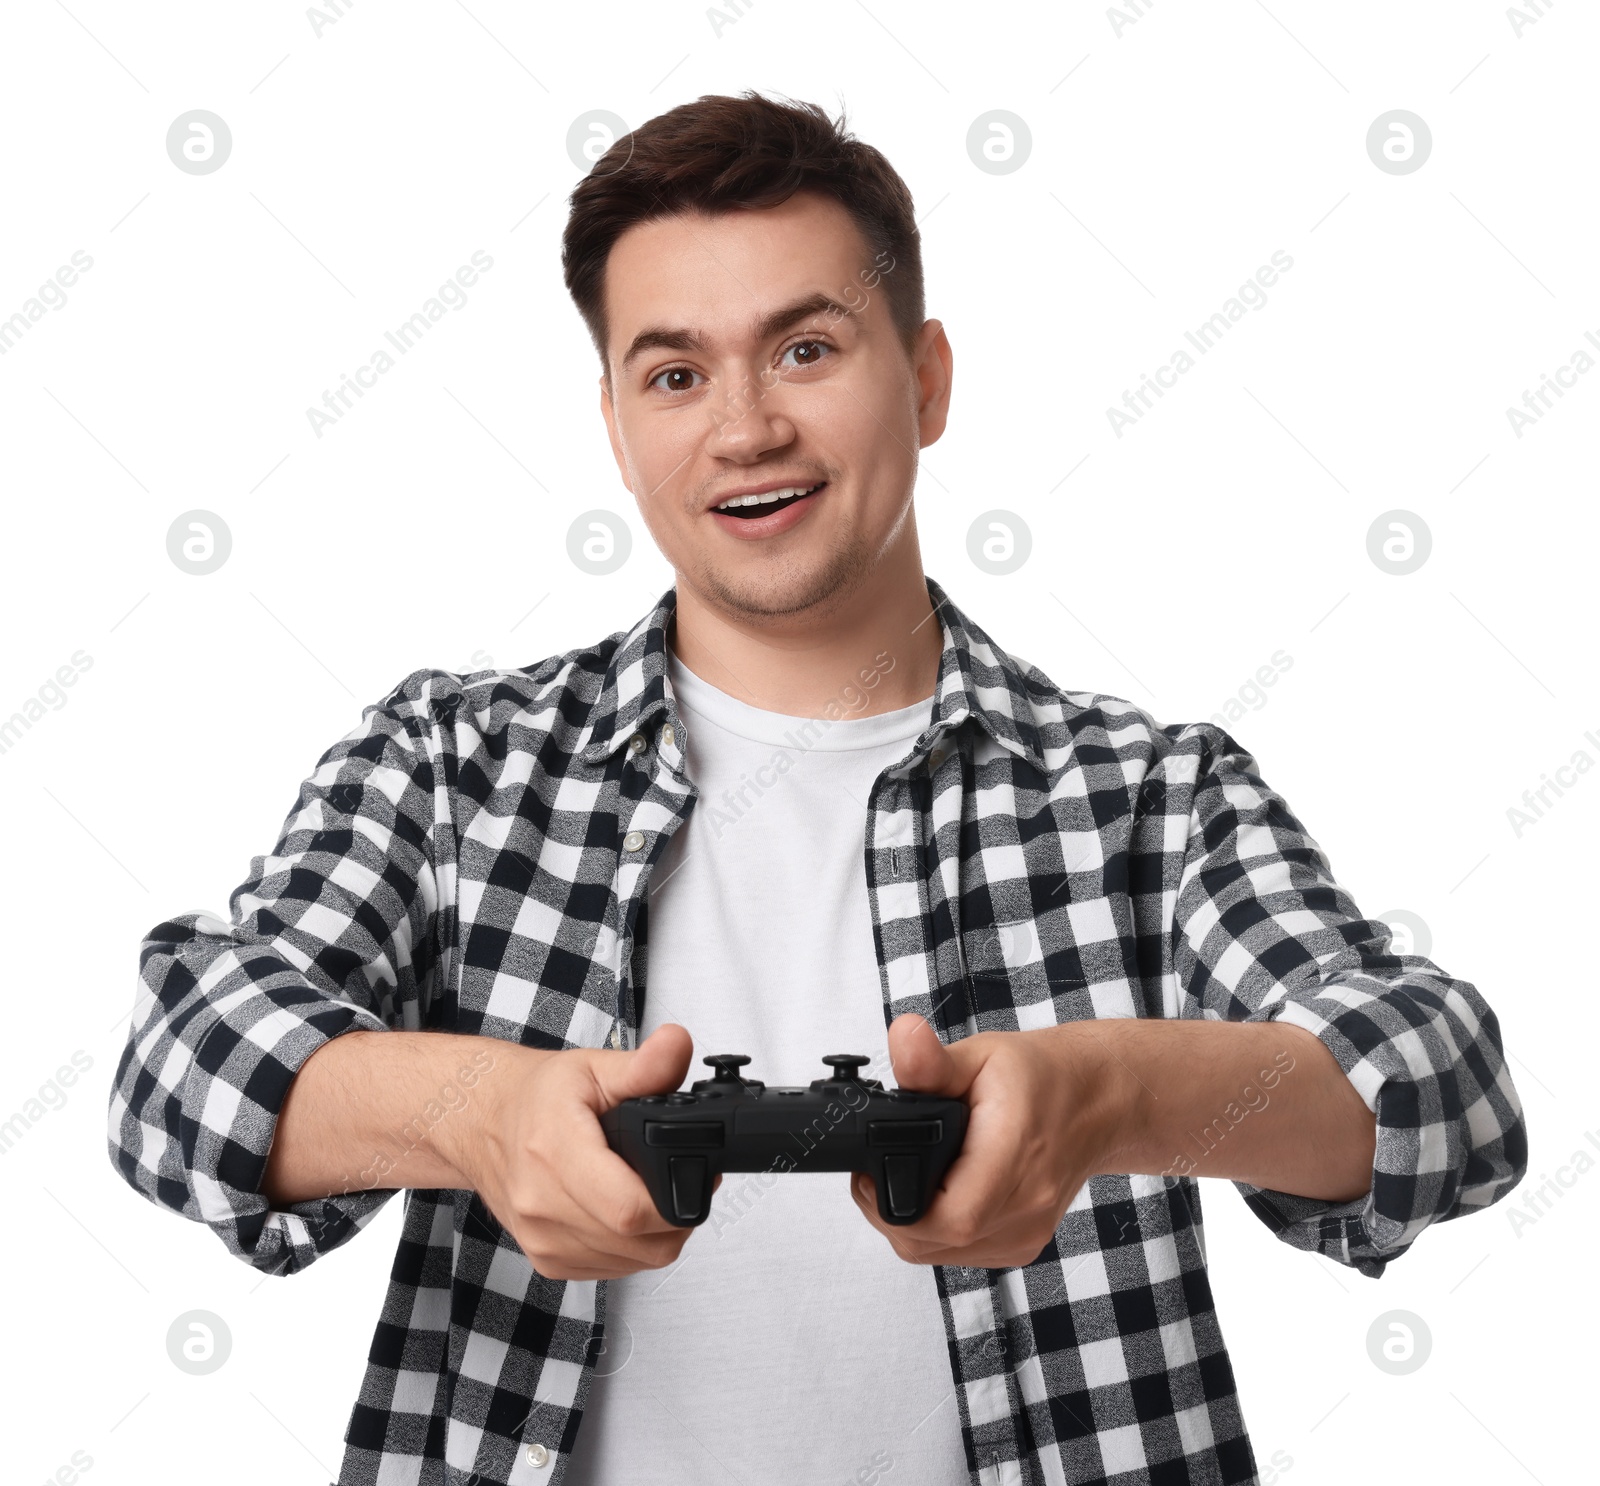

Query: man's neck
left=667, top=553, right=943, bottom=720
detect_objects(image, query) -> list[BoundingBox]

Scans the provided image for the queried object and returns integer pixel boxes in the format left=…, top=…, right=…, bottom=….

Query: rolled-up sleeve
left=107, top=669, right=451, bottom=1275
left=1163, top=724, right=1527, bottom=1277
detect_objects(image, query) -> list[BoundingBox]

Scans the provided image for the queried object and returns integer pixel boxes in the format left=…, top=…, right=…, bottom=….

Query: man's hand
left=262, top=1022, right=708, bottom=1282
left=849, top=1013, right=1118, bottom=1269
left=438, top=1023, right=707, bottom=1281
left=851, top=1012, right=1377, bottom=1270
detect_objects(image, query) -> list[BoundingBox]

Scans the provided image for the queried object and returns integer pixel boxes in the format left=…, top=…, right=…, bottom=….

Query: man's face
left=598, top=190, right=951, bottom=624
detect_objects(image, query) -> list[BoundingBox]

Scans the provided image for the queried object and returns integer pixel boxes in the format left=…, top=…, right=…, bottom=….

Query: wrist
left=1054, top=1019, right=1145, bottom=1178
left=428, top=1036, right=496, bottom=1186
left=430, top=1037, right=549, bottom=1188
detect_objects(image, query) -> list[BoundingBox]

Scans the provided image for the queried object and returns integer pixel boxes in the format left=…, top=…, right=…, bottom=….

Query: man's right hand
left=261, top=1022, right=701, bottom=1282
left=443, top=1023, right=701, bottom=1280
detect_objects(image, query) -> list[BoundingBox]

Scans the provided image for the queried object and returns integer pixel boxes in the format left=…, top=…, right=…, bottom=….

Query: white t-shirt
left=562, top=647, right=970, bottom=1486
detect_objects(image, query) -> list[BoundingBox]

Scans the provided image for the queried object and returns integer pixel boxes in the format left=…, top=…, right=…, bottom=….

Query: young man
left=109, top=93, right=1526, bottom=1486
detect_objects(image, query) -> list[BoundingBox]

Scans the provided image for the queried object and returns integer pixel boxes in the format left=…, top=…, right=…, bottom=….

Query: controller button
left=883, top=1154, right=921, bottom=1219
left=667, top=1093, right=698, bottom=1105
left=868, top=1119, right=943, bottom=1146
left=644, top=1121, right=725, bottom=1149
left=639, top=1095, right=666, bottom=1104
left=669, top=1157, right=709, bottom=1222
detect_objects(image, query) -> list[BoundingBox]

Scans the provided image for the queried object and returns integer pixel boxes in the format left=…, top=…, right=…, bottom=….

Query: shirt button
left=622, top=830, right=646, bottom=852
left=627, top=732, right=646, bottom=754
left=526, top=1441, right=550, bottom=1468
left=661, top=724, right=676, bottom=748
left=930, top=747, right=948, bottom=769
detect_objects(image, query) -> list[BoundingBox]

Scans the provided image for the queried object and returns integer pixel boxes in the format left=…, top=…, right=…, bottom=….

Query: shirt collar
left=578, top=574, right=1049, bottom=775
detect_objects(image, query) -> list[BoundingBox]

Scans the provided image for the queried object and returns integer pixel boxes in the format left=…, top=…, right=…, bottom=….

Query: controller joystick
left=692, top=1053, right=763, bottom=1094
left=820, top=1054, right=870, bottom=1080
left=601, top=1052, right=967, bottom=1228
left=705, top=1053, right=752, bottom=1082
left=815, top=1053, right=883, bottom=1093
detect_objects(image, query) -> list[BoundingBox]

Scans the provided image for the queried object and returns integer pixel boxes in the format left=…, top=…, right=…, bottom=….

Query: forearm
left=261, top=1029, right=511, bottom=1204
left=1070, top=1018, right=1376, bottom=1203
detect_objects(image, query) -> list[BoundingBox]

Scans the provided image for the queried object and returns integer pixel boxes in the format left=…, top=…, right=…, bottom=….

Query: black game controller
left=601, top=1053, right=968, bottom=1227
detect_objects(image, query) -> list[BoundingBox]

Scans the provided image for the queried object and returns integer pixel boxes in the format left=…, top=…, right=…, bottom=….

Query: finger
left=542, top=1092, right=696, bottom=1246
left=921, top=1141, right=1022, bottom=1243
left=850, top=1174, right=1054, bottom=1269
left=850, top=1110, right=1026, bottom=1257
left=848, top=1174, right=942, bottom=1264
left=522, top=1239, right=688, bottom=1282
left=565, top=1118, right=724, bottom=1242
left=495, top=1160, right=687, bottom=1272
left=556, top=1098, right=723, bottom=1245
left=585, top=1022, right=695, bottom=1109
left=567, top=1138, right=694, bottom=1244
left=887, top=1013, right=968, bottom=1096
left=878, top=1214, right=1061, bottom=1270
left=847, top=1169, right=942, bottom=1248
left=516, top=1200, right=696, bottom=1276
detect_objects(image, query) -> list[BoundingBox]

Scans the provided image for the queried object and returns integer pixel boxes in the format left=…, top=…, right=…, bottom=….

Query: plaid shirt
left=108, top=574, right=1526, bottom=1486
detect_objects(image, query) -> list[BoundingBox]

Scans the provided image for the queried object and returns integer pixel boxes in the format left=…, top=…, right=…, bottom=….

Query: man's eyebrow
left=618, top=291, right=859, bottom=375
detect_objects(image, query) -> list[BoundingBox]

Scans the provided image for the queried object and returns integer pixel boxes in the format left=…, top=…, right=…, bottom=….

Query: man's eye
left=650, top=367, right=702, bottom=393
left=780, top=339, right=831, bottom=369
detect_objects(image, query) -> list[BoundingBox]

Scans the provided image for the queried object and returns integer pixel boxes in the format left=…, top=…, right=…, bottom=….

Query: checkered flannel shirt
left=108, top=574, right=1526, bottom=1486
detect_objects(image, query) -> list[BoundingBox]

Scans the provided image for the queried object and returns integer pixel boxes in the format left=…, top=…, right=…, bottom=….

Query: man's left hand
left=849, top=1013, right=1120, bottom=1269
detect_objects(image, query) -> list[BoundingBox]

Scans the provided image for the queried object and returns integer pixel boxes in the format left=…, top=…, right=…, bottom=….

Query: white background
left=1, top=2, right=1593, bottom=1482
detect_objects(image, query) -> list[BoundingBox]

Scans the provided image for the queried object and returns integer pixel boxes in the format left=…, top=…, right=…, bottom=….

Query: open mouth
left=712, top=481, right=826, bottom=518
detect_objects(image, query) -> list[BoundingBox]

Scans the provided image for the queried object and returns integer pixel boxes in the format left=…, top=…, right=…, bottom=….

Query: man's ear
left=912, top=318, right=954, bottom=449
left=599, top=371, right=634, bottom=494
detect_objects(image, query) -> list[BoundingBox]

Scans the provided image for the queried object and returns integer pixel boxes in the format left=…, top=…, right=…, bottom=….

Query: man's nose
left=703, top=372, right=797, bottom=461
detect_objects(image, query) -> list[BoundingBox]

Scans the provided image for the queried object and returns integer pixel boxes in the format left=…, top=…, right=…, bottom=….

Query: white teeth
left=715, top=482, right=819, bottom=511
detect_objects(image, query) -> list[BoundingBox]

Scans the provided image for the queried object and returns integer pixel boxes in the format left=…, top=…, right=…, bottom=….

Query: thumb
left=887, top=1013, right=969, bottom=1097
left=588, top=1022, right=694, bottom=1109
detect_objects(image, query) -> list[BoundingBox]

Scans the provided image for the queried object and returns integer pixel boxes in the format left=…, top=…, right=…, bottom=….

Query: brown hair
left=562, top=91, right=925, bottom=375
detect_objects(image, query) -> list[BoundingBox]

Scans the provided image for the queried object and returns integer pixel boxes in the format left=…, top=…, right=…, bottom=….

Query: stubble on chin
left=693, top=530, right=874, bottom=624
